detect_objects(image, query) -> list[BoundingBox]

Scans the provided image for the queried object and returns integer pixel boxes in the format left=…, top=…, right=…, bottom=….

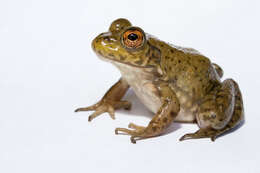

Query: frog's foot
left=115, top=123, right=148, bottom=144
left=128, top=123, right=146, bottom=130
left=75, top=100, right=131, bottom=122
left=179, top=128, right=218, bottom=141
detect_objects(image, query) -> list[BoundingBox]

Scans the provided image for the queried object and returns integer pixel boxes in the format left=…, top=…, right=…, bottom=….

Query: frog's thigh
left=212, top=80, right=244, bottom=140
left=198, top=79, right=236, bottom=130
left=115, top=83, right=180, bottom=143
left=180, top=79, right=244, bottom=141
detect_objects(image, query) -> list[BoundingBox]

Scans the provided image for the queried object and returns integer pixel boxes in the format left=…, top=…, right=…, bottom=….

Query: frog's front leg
left=180, top=79, right=244, bottom=141
left=115, top=83, right=180, bottom=144
left=75, top=78, right=131, bottom=121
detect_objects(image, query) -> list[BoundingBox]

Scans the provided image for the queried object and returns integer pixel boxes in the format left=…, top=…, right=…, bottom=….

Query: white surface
left=0, top=0, right=260, bottom=172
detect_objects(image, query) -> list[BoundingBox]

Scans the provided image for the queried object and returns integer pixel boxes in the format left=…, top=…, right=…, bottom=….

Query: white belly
left=113, top=62, right=196, bottom=122
left=113, top=62, right=161, bottom=113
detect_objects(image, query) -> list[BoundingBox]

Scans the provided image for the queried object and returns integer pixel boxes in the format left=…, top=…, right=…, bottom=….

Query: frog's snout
left=92, top=32, right=118, bottom=51
left=91, top=33, right=102, bottom=51
left=91, top=31, right=123, bottom=62
left=92, top=32, right=107, bottom=52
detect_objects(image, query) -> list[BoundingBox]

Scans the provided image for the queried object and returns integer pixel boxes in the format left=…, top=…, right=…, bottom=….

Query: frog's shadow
left=117, top=89, right=182, bottom=135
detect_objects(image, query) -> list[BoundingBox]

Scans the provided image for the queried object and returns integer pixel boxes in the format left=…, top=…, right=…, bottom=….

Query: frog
left=75, top=18, right=244, bottom=144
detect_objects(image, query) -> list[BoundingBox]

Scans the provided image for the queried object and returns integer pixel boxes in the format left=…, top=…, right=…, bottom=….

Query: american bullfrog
left=75, top=18, right=244, bottom=144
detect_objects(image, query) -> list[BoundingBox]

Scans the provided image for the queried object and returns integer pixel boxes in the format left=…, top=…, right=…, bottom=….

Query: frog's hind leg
left=180, top=79, right=244, bottom=141
left=211, top=80, right=244, bottom=140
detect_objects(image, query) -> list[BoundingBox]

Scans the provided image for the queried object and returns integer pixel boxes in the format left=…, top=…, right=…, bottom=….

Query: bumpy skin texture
left=75, top=18, right=244, bottom=143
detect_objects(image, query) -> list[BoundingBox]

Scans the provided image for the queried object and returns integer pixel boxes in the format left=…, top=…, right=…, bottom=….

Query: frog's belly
left=131, top=83, right=196, bottom=122
left=114, top=62, right=196, bottom=122
left=132, top=85, right=196, bottom=122
left=130, top=80, right=161, bottom=114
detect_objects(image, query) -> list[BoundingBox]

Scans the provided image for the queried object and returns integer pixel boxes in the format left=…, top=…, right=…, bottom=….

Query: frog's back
left=148, top=37, right=220, bottom=101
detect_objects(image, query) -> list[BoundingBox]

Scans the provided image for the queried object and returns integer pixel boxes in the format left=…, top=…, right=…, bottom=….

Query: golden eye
left=121, top=27, right=145, bottom=50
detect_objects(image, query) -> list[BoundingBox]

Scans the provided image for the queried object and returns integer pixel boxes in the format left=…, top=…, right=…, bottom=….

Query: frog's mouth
left=95, top=51, right=153, bottom=69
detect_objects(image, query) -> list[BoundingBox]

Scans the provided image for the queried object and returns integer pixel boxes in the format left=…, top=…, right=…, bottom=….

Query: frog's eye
left=121, top=27, right=146, bottom=51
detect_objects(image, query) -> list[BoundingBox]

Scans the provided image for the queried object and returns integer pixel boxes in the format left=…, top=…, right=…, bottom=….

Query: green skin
left=75, top=18, right=244, bottom=144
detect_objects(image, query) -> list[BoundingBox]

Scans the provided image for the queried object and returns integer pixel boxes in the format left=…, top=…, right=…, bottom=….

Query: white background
left=0, top=0, right=259, bottom=172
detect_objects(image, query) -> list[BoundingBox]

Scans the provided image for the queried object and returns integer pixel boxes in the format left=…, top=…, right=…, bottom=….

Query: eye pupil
left=128, top=33, right=138, bottom=41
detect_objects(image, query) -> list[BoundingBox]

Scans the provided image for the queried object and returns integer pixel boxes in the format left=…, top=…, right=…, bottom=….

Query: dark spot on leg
left=163, top=117, right=168, bottom=123
left=152, top=126, right=157, bottom=132
left=170, top=112, right=177, bottom=118
left=108, top=53, right=114, bottom=57
left=119, top=55, right=126, bottom=61
left=178, top=60, right=181, bottom=63
left=134, top=59, right=143, bottom=65
left=236, top=106, right=242, bottom=111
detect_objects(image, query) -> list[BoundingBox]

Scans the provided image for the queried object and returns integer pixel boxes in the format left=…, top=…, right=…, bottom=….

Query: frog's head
left=92, top=18, right=151, bottom=67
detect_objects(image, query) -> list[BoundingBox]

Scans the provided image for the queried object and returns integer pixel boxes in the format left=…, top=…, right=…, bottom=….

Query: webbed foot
left=179, top=128, right=218, bottom=141
left=115, top=123, right=146, bottom=144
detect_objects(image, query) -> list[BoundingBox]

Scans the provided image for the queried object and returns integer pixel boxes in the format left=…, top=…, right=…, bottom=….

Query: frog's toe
left=130, top=136, right=139, bottom=144
left=88, top=109, right=104, bottom=122
left=115, top=125, right=152, bottom=144
left=179, top=133, right=195, bottom=141
left=179, top=128, right=218, bottom=141
left=179, top=132, right=209, bottom=141
left=115, top=127, right=145, bottom=135
left=74, top=103, right=98, bottom=112
left=211, top=136, right=217, bottom=142
left=115, top=127, right=133, bottom=135
left=114, top=127, right=143, bottom=144
left=128, top=123, right=145, bottom=130
left=88, top=104, right=115, bottom=122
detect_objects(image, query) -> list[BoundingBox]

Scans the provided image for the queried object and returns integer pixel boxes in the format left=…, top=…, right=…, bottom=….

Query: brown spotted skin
left=75, top=18, right=245, bottom=143
left=180, top=79, right=244, bottom=141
